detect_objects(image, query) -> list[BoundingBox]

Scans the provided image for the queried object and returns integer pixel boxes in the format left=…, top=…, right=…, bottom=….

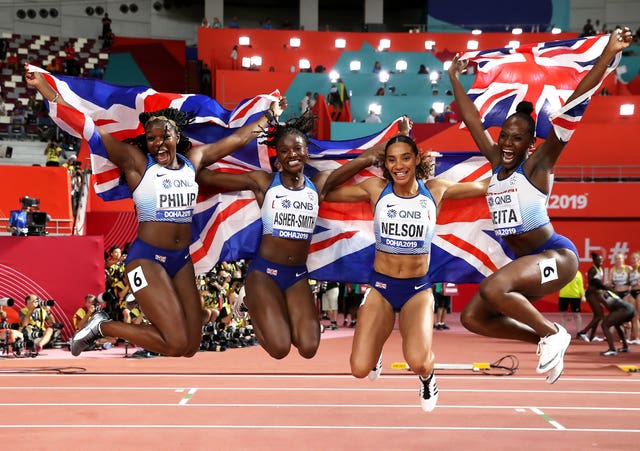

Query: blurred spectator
left=262, top=18, right=273, bottom=29
left=442, top=105, right=459, bottom=123
left=101, top=13, right=112, bottom=39
left=0, top=94, right=6, bottom=116
left=299, top=91, right=312, bottom=114
left=102, top=31, right=114, bottom=50
left=46, top=56, right=63, bottom=74
left=230, top=45, right=238, bottom=70
left=8, top=108, right=26, bottom=140
left=211, top=17, right=222, bottom=28
left=581, top=18, right=596, bottom=37
left=375, top=87, right=385, bottom=96
left=426, top=107, right=438, bottom=123
left=201, top=63, right=212, bottom=95
left=372, top=61, right=382, bottom=73
left=200, top=17, right=209, bottom=28
left=44, top=139, right=62, bottom=166
left=6, top=51, right=18, bottom=72
left=63, top=41, right=78, bottom=75
left=364, top=109, right=382, bottom=123
left=19, top=294, right=55, bottom=351
left=105, top=244, right=125, bottom=290
left=418, top=64, right=429, bottom=74
left=0, top=37, right=7, bottom=61
left=228, top=16, right=240, bottom=28
left=0, top=302, right=24, bottom=355
left=89, top=65, right=105, bottom=79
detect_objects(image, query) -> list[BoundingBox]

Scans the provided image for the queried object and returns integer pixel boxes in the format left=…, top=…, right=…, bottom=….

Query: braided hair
left=379, top=135, right=434, bottom=181
left=125, top=108, right=194, bottom=155
left=260, top=112, right=315, bottom=170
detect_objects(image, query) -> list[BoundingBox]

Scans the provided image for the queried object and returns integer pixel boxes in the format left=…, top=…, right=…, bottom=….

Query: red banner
left=549, top=183, right=640, bottom=219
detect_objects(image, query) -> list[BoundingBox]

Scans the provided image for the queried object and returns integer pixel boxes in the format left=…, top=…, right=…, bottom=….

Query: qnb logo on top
left=386, top=209, right=422, bottom=220
left=161, top=178, right=195, bottom=190
left=279, top=199, right=315, bottom=211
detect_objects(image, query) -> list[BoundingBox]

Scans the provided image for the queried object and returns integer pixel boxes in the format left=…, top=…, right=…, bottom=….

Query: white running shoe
left=536, top=323, right=571, bottom=375
left=419, top=371, right=439, bottom=412
left=70, top=311, right=110, bottom=356
left=368, top=353, right=383, bottom=381
left=577, top=333, right=590, bottom=342
left=591, top=336, right=605, bottom=342
left=546, top=355, right=565, bottom=384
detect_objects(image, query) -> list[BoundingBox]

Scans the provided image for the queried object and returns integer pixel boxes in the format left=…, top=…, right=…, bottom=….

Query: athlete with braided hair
left=197, top=113, right=412, bottom=360
left=25, top=66, right=285, bottom=357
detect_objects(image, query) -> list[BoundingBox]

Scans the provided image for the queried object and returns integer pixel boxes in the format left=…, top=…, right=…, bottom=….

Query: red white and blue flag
left=461, top=34, right=620, bottom=141
left=35, top=67, right=511, bottom=283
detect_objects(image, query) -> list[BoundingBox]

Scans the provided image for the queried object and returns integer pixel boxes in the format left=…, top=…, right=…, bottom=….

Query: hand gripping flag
left=461, top=34, right=621, bottom=142
left=36, top=67, right=510, bottom=283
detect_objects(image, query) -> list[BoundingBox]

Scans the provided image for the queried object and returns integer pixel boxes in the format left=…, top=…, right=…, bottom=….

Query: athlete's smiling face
left=497, top=117, right=535, bottom=169
left=384, top=141, right=418, bottom=185
left=275, top=133, right=308, bottom=174
left=145, top=120, right=179, bottom=167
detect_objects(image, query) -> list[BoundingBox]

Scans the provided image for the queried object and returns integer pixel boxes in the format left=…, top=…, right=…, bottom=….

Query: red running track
left=1, top=313, right=639, bottom=450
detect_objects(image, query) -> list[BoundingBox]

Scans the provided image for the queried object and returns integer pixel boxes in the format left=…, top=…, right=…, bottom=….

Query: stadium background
left=1, top=0, right=639, bottom=339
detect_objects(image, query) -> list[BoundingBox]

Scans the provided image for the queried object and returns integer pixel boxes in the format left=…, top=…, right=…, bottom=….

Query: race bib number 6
left=538, top=258, right=559, bottom=284
left=127, top=266, right=149, bottom=293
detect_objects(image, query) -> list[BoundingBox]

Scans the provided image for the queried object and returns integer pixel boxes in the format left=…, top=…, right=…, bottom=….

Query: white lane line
left=178, top=388, right=197, bottom=405
left=1, top=374, right=638, bottom=383
left=0, top=424, right=638, bottom=432
left=1, top=403, right=639, bottom=411
left=529, top=407, right=566, bottom=430
left=1, top=386, right=639, bottom=395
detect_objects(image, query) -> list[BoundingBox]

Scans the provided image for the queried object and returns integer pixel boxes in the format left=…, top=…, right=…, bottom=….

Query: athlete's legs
left=244, top=270, right=293, bottom=359
left=398, top=290, right=435, bottom=377
left=581, top=291, right=605, bottom=340
left=285, top=278, right=321, bottom=359
left=628, top=294, right=639, bottom=341
left=350, top=289, right=395, bottom=378
left=101, top=259, right=201, bottom=356
left=601, top=312, right=619, bottom=351
left=461, top=249, right=578, bottom=342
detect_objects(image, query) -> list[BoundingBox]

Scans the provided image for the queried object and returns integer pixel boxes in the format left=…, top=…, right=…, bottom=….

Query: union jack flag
left=36, top=67, right=511, bottom=283
left=461, top=34, right=620, bottom=141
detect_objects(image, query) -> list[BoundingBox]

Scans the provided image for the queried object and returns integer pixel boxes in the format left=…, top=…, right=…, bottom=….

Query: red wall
left=198, top=28, right=577, bottom=74
left=0, top=236, right=105, bottom=340
left=0, top=166, right=72, bottom=234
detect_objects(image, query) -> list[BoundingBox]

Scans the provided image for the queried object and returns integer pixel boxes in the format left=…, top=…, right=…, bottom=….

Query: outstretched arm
left=316, top=116, right=412, bottom=201
left=448, top=57, right=499, bottom=165
left=541, top=27, right=633, bottom=158
left=24, top=65, right=142, bottom=173
left=442, top=177, right=489, bottom=200
left=194, top=97, right=287, bottom=168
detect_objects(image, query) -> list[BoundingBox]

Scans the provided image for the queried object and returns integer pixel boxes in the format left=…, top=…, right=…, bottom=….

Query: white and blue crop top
left=261, top=173, right=319, bottom=241
left=373, top=180, right=437, bottom=255
left=132, top=153, right=198, bottom=223
left=486, top=161, right=549, bottom=237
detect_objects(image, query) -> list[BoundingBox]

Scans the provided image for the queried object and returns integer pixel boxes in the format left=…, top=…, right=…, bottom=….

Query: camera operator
left=73, top=294, right=116, bottom=350
left=1, top=299, right=24, bottom=353
left=19, top=294, right=55, bottom=350
left=6, top=197, right=33, bottom=236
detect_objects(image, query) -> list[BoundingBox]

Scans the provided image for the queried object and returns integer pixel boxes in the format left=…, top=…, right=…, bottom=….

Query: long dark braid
left=260, top=112, right=314, bottom=149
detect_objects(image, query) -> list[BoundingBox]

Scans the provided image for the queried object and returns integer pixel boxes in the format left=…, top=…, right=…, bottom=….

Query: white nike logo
left=414, top=283, right=428, bottom=290
left=296, top=271, right=307, bottom=277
